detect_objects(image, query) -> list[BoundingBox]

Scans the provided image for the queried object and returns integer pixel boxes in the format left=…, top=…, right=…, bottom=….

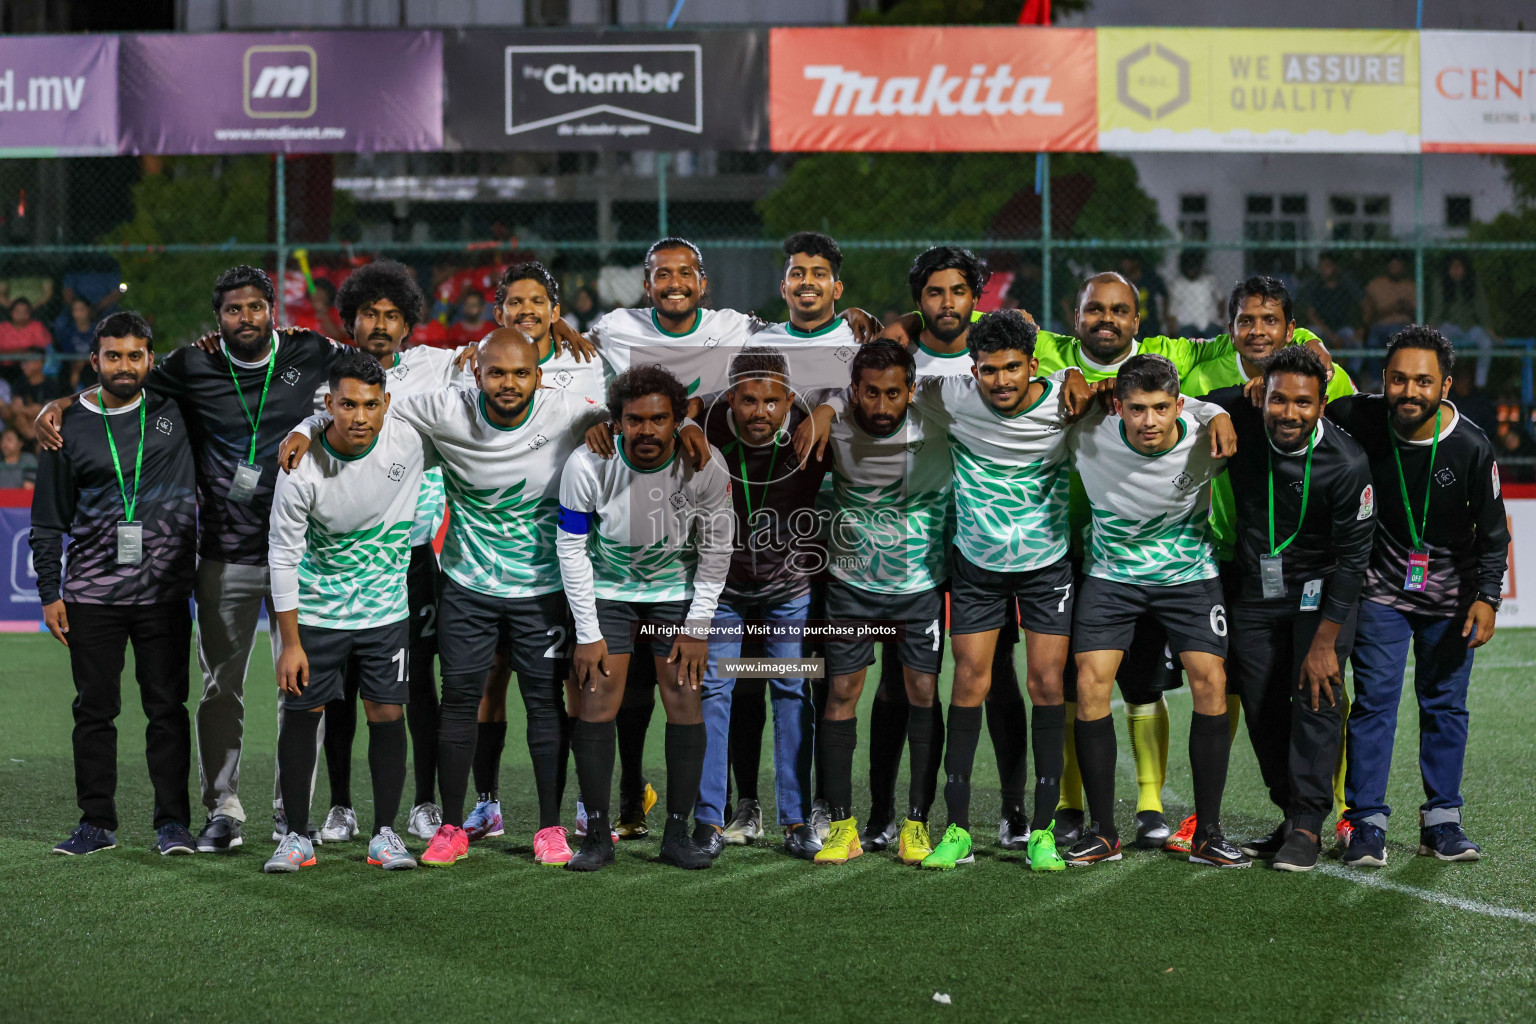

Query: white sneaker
left=810, top=799, right=833, bottom=841
left=320, top=805, right=359, bottom=843
left=575, top=799, right=588, bottom=837
left=722, top=798, right=764, bottom=846
left=408, top=802, right=443, bottom=841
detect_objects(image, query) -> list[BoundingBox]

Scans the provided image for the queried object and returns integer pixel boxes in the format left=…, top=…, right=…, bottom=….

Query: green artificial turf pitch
left=2, top=630, right=1534, bottom=1023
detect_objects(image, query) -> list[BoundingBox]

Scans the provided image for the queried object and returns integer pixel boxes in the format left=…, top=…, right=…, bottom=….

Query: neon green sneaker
left=1026, top=825, right=1066, bottom=872
left=920, top=824, right=974, bottom=870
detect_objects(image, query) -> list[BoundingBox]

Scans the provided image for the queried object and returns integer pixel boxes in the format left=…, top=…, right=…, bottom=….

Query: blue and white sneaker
left=52, top=824, right=116, bottom=856
left=156, top=823, right=197, bottom=855
left=1420, top=823, right=1482, bottom=862
left=463, top=797, right=504, bottom=842
left=263, top=832, right=316, bottom=873
left=1342, top=822, right=1387, bottom=867
left=575, top=798, right=588, bottom=837
left=367, top=827, right=417, bottom=870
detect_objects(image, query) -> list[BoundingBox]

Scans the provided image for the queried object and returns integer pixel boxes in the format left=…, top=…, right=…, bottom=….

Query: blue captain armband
left=558, top=505, right=593, bottom=534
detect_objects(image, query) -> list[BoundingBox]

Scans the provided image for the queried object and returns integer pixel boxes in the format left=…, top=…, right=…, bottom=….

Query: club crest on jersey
left=1172, top=472, right=1195, bottom=492
left=551, top=369, right=573, bottom=389
left=281, top=367, right=302, bottom=386
left=905, top=440, right=925, bottom=454
left=1045, top=421, right=1063, bottom=434
left=836, top=346, right=855, bottom=363
left=1357, top=484, right=1374, bottom=520
left=1292, top=480, right=1305, bottom=495
left=529, top=434, right=550, bottom=450
left=391, top=364, right=410, bottom=380
left=1435, top=467, right=1456, bottom=487
left=703, top=336, right=721, bottom=349
left=155, top=416, right=173, bottom=435
left=388, top=463, right=406, bottom=482
left=669, top=491, right=689, bottom=510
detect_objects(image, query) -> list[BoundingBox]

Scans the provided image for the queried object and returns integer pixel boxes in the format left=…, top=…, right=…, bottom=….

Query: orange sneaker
left=1335, top=818, right=1354, bottom=851
left=421, top=823, right=469, bottom=866
left=1165, top=814, right=1198, bottom=854
left=534, top=826, right=574, bottom=866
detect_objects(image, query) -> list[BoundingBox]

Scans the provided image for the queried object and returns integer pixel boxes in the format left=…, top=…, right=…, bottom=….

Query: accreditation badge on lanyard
left=97, top=391, right=147, bottom=566
left=1391, top=408, right=1440, bottom=594
left=224, top=340, right=277, bottom=505
left=1263, top=432, right=1314, bottom=601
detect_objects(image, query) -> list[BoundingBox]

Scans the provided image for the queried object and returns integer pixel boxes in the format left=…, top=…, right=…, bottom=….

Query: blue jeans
left=1345, top=599, right=1476, bottom=831
left=695, top=592, right=814, bottom=828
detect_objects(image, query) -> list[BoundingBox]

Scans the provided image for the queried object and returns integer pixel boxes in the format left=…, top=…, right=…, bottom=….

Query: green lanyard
left=1267, top=427, right=1316, bottom=556
left=1390, top=406, right=1441, bottom=552
left=224, top=338, right=277, bottom=463
left=735, top=438, right=780, bottom=521
left=96, top=391, right=145, bottom=523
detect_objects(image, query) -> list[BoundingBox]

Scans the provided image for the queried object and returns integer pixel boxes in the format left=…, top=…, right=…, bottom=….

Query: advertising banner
left=1, top=501, right=41, bottom=630
left=0, top=35, right=118, bottom=157
left=444, top=30, right=766, bottom=151
left=1096, top=28, right=1419, bottom=152
left=769, top=27, right=1097, bottom=152
left=1421, top=31, right=1536, bottom=154
left=118, top=31, right=442, bottom=154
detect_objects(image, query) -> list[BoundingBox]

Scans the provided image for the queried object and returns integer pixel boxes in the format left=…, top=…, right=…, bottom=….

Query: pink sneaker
left=534, top=825, right=574, bottom=866
left=421, top=824, right=469, bottom=866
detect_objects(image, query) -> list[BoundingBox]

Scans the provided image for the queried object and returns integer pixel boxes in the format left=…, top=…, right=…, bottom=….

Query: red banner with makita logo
left=769, top=26, right=1098, bottom=152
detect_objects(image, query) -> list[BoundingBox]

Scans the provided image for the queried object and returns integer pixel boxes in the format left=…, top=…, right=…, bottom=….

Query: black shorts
left=407, top=543, right=442, bottom=657
left=950, top=549, right=1074, bottom=637
left=824, top=578, right=944, bottom=677
left=438, top=579, right=571, bottom=681
left=1072, top=575, right=1228, bottom=660
left=596, top=598, right=690, bottom=656
left=285, top=619, right=409, bottom=712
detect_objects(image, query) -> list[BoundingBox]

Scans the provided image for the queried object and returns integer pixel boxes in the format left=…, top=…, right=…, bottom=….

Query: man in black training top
left=31, top=312, right=199, bottom=857
left=1326, top=326, right=1508, bottom=867
left=1204, top=345, right=1375, bottom=871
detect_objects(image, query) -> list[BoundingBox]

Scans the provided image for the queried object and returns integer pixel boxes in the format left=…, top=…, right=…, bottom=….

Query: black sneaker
left=692, top=822, right=724, bottom=860
left=1240, top=824, right=1287, bottom=860
left=1189, top=829, right=1252, bottom=868
left=783, top=823, right=822, bottom=861
left=998, top=811, right=1031, bottom=851
left=1133, top=810, right=1171, bottom=849
left=1272, top=829, right=1320, bottom=872
left=156, top=822, right=197, bottom=856
left=859, top=815, right=899, bottom=852
left=1419, top=822, right=1482, bottom=862
left=197, top=814, right=243, bottom=853
left=1064, top=831, right=1122, bottom=866
left=1342, top=822, right=1387, bottom=867
left=52, top=823, right=116, bottom=856
left=566, top=831, right=615, bottom=872
left=658, top=818, right=712, bottom=870
left=1053, top=807, right=1085, bottom=845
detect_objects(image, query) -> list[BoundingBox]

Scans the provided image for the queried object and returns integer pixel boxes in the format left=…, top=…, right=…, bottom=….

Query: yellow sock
left=1124, top=698, right=1168, bottom=814
left=1057, top=701, right=1083, bottom=812
left=1333, top=690, right=1351, bottom=818
left=1226, top=693, right=1242, bottom=741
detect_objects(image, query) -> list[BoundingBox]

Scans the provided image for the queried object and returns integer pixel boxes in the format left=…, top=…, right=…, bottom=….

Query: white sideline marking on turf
left=1314, top=864, right=1536, bottom=924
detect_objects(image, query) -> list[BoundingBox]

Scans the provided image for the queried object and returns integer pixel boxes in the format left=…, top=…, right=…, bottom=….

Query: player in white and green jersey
left=810, top=340, right=951, bottom=866
left=558, top=366, right=733, bottom=872
left=1064, top=352, right=1249, bottom=869
left=266, top=353, right=426, bottom=873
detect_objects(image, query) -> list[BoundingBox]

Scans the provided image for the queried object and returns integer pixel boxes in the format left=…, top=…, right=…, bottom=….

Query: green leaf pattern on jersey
left=298, top=518, right=413, bottom=629
left=439, top=471, right=561, bottom=598
left=828, top=474, right=949, bottom=594
left=409, top=466, right=446, bottom=547
left=950, top=439, right=1070, bottom=572
left=1086, top=506, right=1216, bottom=586
left=589, top=533, right=694, bottom=602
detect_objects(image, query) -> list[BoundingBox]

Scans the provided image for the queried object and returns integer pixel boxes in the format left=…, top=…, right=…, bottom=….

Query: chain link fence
left=2, top=149, right=1535, bottom=476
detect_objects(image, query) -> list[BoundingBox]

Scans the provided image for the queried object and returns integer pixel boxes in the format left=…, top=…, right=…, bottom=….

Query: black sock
left=1075, top=714, right=1118, bottom=842
left=818, top=717, right=858, bottom=821
left=616, top=697, right=655, bottom=804
left=1030, top=704, right=1066, bottom=832
left=435, top=673, right=480, bottom=827
left=557, top=715, right=575, bottom=807
left=406, top=645, right=439, bottom=807
left=572, top=719, right=616, bottom=836
left=906, top=703, right=935, bottom=822
left=472, top=721, right=507, bottom=800
left=520, top=675, right=568, bottom=830
left=868, top=651, right=909, bottom=817
left=729, top=683, right=766, bottom=803
left=1189, top=711, right=1231, bottom=840
left=367, top=717, right=408, bottom=835
left=322, top=693, right=357, bottom=808
left=664, top=722, right=707, bottom=824
left=985, top=683, right=1029, bottom=816
left=942, top=705, right=984, bottom=831
left=278, top=709, right=322, bottom=837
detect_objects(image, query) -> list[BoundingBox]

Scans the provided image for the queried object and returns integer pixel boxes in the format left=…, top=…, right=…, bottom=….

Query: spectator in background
left=1004, top=260, right=1044, bottom=320
left=1429, top=255, right=1498, bottom=388
left=0, top=427, right=35, bottom=488
left=0, top=298, right=53, bottom=355
left=1300, top=252, right=1364, bottom=356
left=1165, top=249, right=1223, bottom=337
left=1363, top=254, right=1416, bottom=355
left=1119, top=253, right=1167, bottom=340
left=49, top=298, right=96, bottom=388
left=451, top=290, right=494, bottom=334
left=564, top=285, right=604, bottom=333
left=291, top=279, right=345, bottom=339
left=1496, top=423, right=1535, bottom=482
left=1450, top=375, right=1499, bottom=437
left=7, top=351, right=69, bottom=445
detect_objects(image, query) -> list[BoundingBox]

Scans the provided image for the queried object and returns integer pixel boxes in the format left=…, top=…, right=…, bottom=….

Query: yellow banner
left=1097, top=28, right=1419, bottom=152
